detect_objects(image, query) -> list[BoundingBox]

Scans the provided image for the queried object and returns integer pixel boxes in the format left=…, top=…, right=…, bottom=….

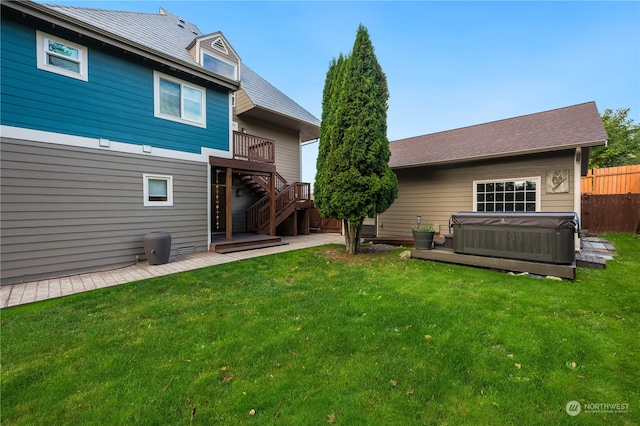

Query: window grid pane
left=47, top=55, right=80, bottom=73
left=148, top=179, right=168, bottom=201
left=182, top=85, right=203, bottom=122
left=159, top=79, right=181, bottom=117
left=203, top=53, right=236, bottom=80
left=47, top=40, right=79, bottom=59
left=476, top=179, right=537, bottom=212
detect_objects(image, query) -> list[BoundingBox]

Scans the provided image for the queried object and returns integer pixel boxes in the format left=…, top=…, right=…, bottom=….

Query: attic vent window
left=211, top=37, right=228, bottom=54
left=202, top=52, right=236, bottom=80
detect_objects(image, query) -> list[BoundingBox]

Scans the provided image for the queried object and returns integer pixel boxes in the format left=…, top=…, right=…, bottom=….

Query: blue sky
left=39, top=1, right=640, bottom=184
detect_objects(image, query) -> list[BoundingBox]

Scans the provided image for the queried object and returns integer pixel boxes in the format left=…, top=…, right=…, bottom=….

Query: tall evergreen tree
left=315, top=25, right=398, bottom=254
left=315, top=55, right=346, bottom=219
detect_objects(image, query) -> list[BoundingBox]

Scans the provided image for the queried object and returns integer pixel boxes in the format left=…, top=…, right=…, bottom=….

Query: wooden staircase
left=242, top=173, right=312, bottom=235
left=239, top=172, right=288, bottom=198
left=229, top=130, right=312, bottom=237
left=239, top=175, right=268, bottom=197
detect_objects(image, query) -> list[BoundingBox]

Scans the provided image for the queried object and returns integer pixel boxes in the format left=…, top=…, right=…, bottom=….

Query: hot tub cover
left=451, top=212, right=577, bottom=229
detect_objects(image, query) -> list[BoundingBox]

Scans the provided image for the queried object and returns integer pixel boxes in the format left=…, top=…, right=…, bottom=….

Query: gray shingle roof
left=389, top=102, right=607, bottom=169
left=241, top=63, right=320, bottom=127
left=45, top=5, right=202, bottom=66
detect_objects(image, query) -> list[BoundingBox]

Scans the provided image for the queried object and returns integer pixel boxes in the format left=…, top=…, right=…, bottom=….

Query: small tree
left=590, top=108, right=640, bottom=168
left=315, top=25, right=398, bottom=254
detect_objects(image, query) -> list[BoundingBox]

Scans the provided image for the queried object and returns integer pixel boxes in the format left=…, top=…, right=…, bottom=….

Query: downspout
left=574, top=147, right=582, bottom=251
left=207, top=165, right=211, bottom=247
left=298, top=132, right=303, bottom=182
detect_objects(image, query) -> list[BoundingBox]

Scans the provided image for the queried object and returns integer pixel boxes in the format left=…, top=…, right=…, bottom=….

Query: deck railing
left=233, top=131, right=275, bottom=164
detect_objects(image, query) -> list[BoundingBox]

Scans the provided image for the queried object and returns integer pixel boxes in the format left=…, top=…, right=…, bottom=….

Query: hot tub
left=450, top=212, right=577, bottom=265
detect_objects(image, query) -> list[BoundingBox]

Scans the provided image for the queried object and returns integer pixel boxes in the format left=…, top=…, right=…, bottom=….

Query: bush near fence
left=581, top=165, right=640, bottom=233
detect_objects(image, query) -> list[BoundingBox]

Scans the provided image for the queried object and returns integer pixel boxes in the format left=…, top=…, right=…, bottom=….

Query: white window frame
left=473, top=176, right=541, bottom=213
left=153, top=71, right=206, bottom=128
left=36, top=30, right=88, bottom=81
left=143, top=174, right=173, bottom=207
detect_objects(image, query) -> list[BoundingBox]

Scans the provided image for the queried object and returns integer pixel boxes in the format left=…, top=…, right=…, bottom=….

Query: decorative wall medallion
left=546, top=169, right=570, bottom=193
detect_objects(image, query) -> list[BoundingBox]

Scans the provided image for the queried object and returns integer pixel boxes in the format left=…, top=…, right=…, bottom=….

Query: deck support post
left=269, top=172, right=276, bottom=236
left=302, top=208, right=310, bottom=235
left=292, top=209, right=298, bottom=236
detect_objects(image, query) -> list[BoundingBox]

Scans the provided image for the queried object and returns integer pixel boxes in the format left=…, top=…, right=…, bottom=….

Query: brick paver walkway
left=1, top=233, right=344, bottom=309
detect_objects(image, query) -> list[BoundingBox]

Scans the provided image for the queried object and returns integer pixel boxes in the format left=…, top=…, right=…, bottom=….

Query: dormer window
left=202, top=52, right=236, bottom=80
left=190, top=32, right=240, bottom=82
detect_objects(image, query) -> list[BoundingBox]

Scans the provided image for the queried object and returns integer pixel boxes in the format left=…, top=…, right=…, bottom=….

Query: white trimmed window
left=143, top=174, right=173, bottom=207
left=473, top=177, right=541, bottom=212
left=36, top=31, right=88, bottom=81
left=154, top=71, right=206, bottom=127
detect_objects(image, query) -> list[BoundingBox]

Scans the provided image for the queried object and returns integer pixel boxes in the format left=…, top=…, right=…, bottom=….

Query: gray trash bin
left=143, top=231, right=171, bottom=265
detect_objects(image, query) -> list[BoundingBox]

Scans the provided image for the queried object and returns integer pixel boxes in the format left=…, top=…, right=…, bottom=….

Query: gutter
left=390, top=138, right=608, bottom=170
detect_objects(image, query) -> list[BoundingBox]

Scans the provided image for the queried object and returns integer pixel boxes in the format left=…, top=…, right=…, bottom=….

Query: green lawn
left=1, top=234, right=638, bottom=425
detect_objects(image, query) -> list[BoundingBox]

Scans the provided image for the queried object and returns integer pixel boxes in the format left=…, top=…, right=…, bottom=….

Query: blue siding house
left=0, top=1, right=319, bottom=285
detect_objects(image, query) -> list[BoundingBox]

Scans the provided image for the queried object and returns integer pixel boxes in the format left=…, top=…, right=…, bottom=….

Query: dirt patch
left=322, top=244, right=399, bottom=261
left=360, top=244, right=400, bottom=253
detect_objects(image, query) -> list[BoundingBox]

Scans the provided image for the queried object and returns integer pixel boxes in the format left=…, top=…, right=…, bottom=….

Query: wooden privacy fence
left=581, top=193, right=640, bottom=233
left=309, top=206, right=342, bottom=233
left=581, top=165, right=640, bottom=194
left=580, top=165, right=640, bottom=233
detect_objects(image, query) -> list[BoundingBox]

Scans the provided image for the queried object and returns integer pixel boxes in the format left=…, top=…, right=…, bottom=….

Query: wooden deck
left=410, top=247, right=576, bottom=279
left=210, top=233, right=288, bottom=254
left=368, top=234, right=613, bottom=275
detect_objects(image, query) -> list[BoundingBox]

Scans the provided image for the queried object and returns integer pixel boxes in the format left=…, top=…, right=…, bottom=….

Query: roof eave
left=8, top=1, right=240, bottom=90
left=391, top=139, right=607, bottom=170
left=238, top=104, right=320, bottom=141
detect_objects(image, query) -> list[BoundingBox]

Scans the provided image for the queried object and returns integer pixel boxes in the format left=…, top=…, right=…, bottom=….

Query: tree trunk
left=344, top=219, right=363, bottom=255
left=343, top=219, right=352, bottom=254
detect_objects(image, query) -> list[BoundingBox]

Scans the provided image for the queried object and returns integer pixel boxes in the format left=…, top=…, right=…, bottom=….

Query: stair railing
left=252, top=172, right=288, bottom=194
left=247, top=182, right=311, bottom=234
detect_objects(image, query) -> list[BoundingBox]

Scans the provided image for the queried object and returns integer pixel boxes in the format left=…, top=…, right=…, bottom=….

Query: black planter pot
left=412, top=230, right=435, bottom=250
